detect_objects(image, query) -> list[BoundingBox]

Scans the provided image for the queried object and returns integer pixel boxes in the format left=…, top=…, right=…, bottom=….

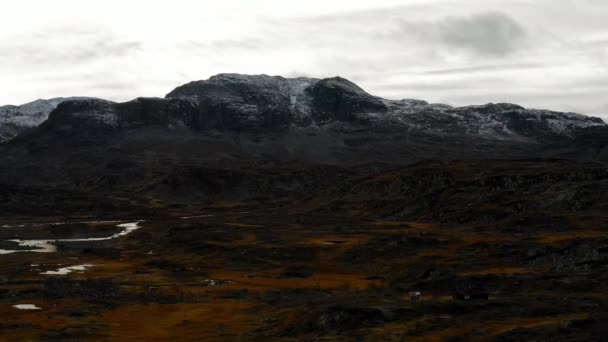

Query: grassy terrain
left=0, top=207, right=606, bottom=341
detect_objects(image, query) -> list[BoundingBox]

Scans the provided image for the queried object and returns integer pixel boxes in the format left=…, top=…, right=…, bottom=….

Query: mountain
left=166, top=74, right=605, bottom=140
left=32, top=73, right=606, bottom=140
left=0, top=97, right=92, bottom=142
left=6, top=74, right=607, bottom=162
left=0, top=74, right=607, bottom=215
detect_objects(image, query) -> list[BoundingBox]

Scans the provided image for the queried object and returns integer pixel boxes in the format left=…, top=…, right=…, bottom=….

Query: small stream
left=41, top=264, right=95, bottom=275
left=0, top=221, right=143, bottom=255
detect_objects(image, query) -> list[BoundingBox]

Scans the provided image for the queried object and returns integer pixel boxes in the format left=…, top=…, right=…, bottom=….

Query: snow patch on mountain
left=287, top=77, right=317, bottom=123
left=376, top=99, right=606, bottom=140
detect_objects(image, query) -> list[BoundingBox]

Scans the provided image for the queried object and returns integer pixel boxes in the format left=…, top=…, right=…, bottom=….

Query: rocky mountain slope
left=166, top=74, right=605, bottom=141
left=0, top=74, right=607, bottom=215
left=0, top=97, right=91, bottom=142
left=4, top=74, right=606, bottom=164
left=28, top=73, right=605, bottom=140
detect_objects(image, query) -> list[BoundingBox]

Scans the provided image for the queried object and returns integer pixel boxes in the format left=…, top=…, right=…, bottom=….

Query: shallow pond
left=0, top=221, right=143, bottom=254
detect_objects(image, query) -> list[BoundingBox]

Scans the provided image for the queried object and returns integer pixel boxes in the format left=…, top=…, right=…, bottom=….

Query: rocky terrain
left=0, top=74, right=607, bottom=340
left=0, top=97, right=92, bottom=142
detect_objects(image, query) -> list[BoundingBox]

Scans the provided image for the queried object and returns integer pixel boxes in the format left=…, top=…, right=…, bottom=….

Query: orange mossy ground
left=101, top=301, right=271, bottom=342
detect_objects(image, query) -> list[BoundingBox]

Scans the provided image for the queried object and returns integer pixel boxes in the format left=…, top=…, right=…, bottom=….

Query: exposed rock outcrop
left=0, top=97, right=92, bottom=142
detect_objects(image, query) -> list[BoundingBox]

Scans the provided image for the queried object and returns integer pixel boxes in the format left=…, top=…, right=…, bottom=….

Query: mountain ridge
left=0, top=74, right=607, bottom=226
left=1, top=74, right=607, bottom=166
left=5, top=74, right=601, bottom=138
left=2, top=74, right=605, bottom=144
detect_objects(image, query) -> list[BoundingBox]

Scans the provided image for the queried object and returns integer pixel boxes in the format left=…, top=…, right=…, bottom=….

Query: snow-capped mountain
left=3, top=74, right=607, bottom=164
left=1, top=73, right=607, bottom=219
left=165, top=74, right=605, bottom=141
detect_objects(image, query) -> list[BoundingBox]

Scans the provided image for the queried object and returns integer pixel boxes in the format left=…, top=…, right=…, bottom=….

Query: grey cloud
left=422, top=62, right=542, bottom=75
left=438, top=12, right=526, bottom=56
left=0, top=29, right=141, bottom=67
left=398, top=11, right=527, bottom=57
left=372, top=81, right=483, bottom=92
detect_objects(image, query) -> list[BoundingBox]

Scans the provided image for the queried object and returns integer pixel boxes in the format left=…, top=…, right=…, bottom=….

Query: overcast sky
left=1, top=0, right=608, bottom=119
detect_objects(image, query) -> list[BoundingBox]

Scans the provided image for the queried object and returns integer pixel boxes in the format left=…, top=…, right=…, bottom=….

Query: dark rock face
left=27, top=99, right=121, bottom=145
left=116, top=97, right=199, bottom=129
left=0, top=97, right=93, bottom=142
left=166, top=74, right=391, bottom=128
left=310, top=77, right=388, bottom=122
left=49, top=99, right=118, bottom=127
left=36, top=97, right=200, bottom=139
left=166, top=74, right=303, bottom=129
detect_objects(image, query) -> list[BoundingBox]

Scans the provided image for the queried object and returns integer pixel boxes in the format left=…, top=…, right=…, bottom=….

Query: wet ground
left=0, top=210, right=606, bottom=341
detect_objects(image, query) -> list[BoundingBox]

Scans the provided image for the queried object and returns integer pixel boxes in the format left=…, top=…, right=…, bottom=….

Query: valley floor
left=0, top=208, right=606, bottom=341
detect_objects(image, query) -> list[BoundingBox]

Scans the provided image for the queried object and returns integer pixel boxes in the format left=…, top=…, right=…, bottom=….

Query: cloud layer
left=436, top=12, right=526, bottom=56
left=0, top=0, right=607, bottom=119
